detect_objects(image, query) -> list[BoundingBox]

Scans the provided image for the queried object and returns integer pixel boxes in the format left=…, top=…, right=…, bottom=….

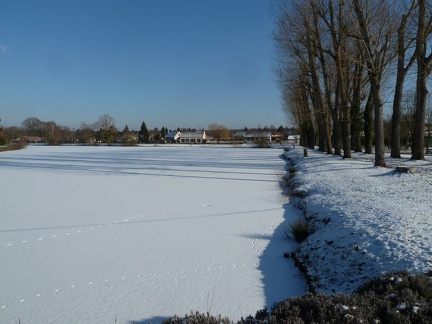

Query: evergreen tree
left=160, top=126, right=167, bottom=139
left=0, top=118, right=4, bottom=145
left=153, top=127, right=160, bottom=142
left=138, top=121, right=150, bottom=143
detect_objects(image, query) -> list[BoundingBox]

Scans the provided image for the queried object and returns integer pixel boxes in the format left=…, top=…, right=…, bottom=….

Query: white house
left=179, top=130, right=207, bottom=144
left=287, top=135, right=300, bottom=145
left=244, top=131, right=272, bottom=143
left=165, top=131, right=181, bottom=143
left=233, top=131, right=246, bottom=142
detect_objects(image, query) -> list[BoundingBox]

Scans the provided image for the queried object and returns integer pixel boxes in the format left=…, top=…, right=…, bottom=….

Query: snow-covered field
left=0, top=145, right=306, bottom=323
left=284, top=148, right=432, bottom=295
left=3, top=145, right=432, bottom=323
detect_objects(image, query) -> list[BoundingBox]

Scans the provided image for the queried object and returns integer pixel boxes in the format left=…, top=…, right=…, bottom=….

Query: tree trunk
left=391, top=75, right=403, bottom=158
left=412, top=0, right=428, bottom=160
left=351, top=60, right=364, bottom=152
left=371, top=79, right=386, bottom=167
left=332, top=75, right=342, bottom=156
left=391, top=5, right=417, bottom=158
left=336, top=45, right=351, bottom=159
left=364, top=92, right=373, bottom=154
left=342, top=107, right=351, bottom=157
left=331, top=106, right=342, bottom=156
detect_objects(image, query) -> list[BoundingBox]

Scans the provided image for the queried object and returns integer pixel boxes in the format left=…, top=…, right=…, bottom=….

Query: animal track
left=1, top=204, right=214, bottom=248
left=2, top=205, right=281, bottom=250
left=0, top=260, right=258, bottom=311
left=1, top=203, right=282, bottom=313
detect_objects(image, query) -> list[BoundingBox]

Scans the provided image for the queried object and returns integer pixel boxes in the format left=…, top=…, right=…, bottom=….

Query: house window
left=196, top=139, right=201, bottom=143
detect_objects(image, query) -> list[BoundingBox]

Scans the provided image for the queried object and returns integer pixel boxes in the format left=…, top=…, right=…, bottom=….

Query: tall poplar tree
left=412, top=0, right=432, bottom=160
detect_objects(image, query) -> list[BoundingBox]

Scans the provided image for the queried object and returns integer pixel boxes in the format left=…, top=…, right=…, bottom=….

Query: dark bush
left=263, top=271, right=432, bottom=324
left=163, top=311, right=232, bottom=323
left=10, top=139, right=27, bottom=150
left=289, top=217, right=310, bottom=243
left=163, top=271, right=432, bottom=324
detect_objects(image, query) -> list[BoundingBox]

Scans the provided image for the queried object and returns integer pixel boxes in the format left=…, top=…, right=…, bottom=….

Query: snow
left=2, top=145, right=432, bottom=323
left=283, top=147, right=432, bottom=294
left=0, top=145, right=306, bottom=323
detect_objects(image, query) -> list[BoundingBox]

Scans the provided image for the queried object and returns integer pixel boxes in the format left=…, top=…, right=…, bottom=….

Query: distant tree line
left=0, top=114, right=291, bottom=146
left=273, top=0, right=432, bottom=164
left=0, top=115, right=169, bottom=145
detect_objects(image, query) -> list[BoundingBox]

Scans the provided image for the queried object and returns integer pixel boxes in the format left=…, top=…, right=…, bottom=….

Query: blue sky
left=0, top=0, right=289, bottom=131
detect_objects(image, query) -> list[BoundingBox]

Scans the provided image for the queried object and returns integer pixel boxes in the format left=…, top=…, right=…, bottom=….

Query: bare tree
left=59, top=126, right=75, bottom=144
left=273, top=1, right=316, bottom=148
left=426, top=98, right=432, bottom=154
left=208, top=123, right=230, bottom=143
left=349, top=43, right=368, bottom=153
left=280, top=62, right=316, bottom=148
left=44, top=121, right=61, bottom=145
left=21, top=117, right=43, bottom=137
left=391, top=0, right=418, bottom=158
left=78, top=122, right=95, bottom=144
left=95, top=114, right=117, bottom=144
left=306, top=3, right=333, bottom=154
left=3, top=126, right=23, bottom=144
left=412, top=0, right=432, bottom=160
left=401, top=90, right=417, bottom=148
left=273, top=0, right=334, bottom=151
left=313, top=0, right=349, bottom=156
left=352, top=0, right=397, bottom=167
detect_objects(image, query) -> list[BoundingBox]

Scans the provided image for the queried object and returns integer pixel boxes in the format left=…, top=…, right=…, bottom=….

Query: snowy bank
left=284, top=148, right=432, bottom=294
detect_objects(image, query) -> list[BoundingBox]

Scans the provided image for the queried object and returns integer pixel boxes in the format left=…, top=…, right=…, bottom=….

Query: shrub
left=10, top=139, right=27, bottom=150
left=163, top=272, right=432, bottom=323
left=289, top=217, right=310, bottom=243
left=289, top=190, right=308, bottom=199
left=163, top=311, right=232, bottom=323
left=0, top=139, right=27, bottom=152
left=254, top=138, right=271, bottom=148
left=241, top=270, right=432, bottom=324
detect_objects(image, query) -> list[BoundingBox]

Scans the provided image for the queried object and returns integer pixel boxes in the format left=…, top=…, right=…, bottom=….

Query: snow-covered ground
left=3, top=145, right=431, bottom=323
left=284, top=148, right=432, bottom=294
left=0, top=145, right=306, bottom=324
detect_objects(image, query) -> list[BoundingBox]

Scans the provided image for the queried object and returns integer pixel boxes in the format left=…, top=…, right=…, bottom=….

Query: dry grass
left=289, top=217, right=310, bottom=243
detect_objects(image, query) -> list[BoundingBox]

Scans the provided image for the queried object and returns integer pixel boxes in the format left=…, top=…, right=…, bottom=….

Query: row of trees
left=273, top=0, right=432, bottom=165
left=0, top=115, right=290, bottom=145
left=0, top=115, right=165, bottom=145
